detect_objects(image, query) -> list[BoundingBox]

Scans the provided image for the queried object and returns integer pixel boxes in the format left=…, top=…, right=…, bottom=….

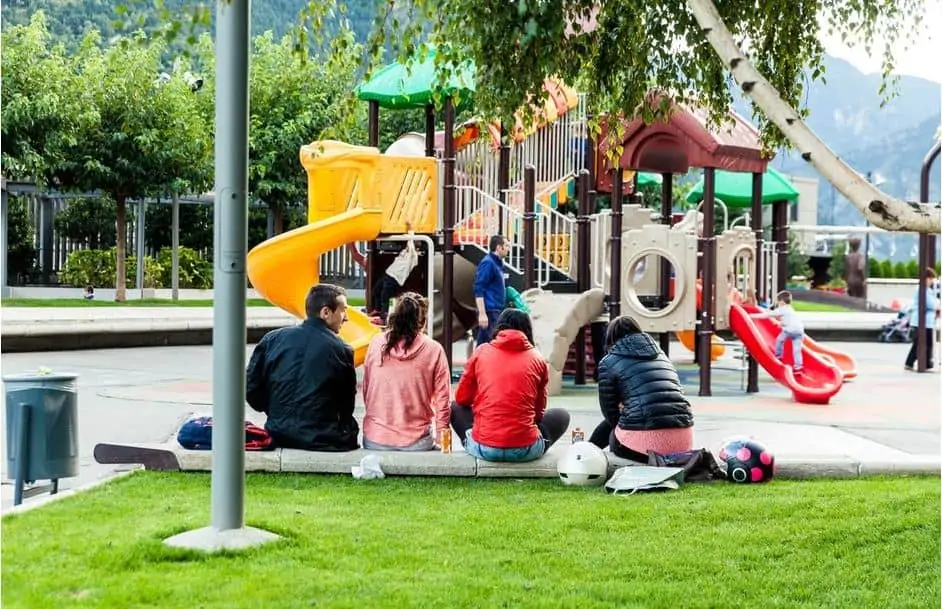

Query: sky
left=819, top=2, right=942, bottom=84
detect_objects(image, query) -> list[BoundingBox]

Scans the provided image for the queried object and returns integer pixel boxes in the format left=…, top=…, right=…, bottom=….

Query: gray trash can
left=3, top=371, right=79, bottom=505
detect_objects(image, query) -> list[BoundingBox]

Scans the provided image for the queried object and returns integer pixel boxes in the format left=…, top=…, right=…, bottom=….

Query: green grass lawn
left=791, top=301, right=856, bottom=313
left=0, top=297, right=366, bottom=308
left=2, top=473, right=938, bottom=609
left=5, top=297, right=842, bottom=314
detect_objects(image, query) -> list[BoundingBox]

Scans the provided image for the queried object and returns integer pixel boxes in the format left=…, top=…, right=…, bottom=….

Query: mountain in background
left=6, top=2, right=940, bottom=262
left=0, top=0, right=376, bottom=50
left=732, top=55, right=941, bottom=262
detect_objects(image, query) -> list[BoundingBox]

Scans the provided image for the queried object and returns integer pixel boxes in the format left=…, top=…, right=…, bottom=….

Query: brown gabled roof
left=595, top=102, right=772, bottom=192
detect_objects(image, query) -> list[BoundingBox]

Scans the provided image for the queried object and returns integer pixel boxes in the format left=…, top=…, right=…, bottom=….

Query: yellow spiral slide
left=247, top=140, right=441, bottom=367
left=247, top=208, right=385, bottom=366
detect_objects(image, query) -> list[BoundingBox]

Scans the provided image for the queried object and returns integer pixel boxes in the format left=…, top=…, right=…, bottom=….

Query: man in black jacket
left=246, top=283, right=359, bottom=451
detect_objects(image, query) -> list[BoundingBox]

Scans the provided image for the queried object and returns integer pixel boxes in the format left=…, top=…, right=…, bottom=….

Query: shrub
left=60, top=248, right=162, bottom=288
left=155, top=246, right=214, bottom=289
left=879, top=259, right=894, bottom=278
left=906, top=259, right=920, bottom=279
left=868, top=257, right=882, bottom=278
left=786, top=233, right=809, bottom=279
left=6, top=198, right=38, bottom=283
left=828, top=240, right=847, bottom=284
left=892, top=261, right=908, bottom=279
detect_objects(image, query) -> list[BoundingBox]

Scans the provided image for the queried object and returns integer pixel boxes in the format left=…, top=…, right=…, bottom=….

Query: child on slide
left=750, top=290, right=805, bottom=375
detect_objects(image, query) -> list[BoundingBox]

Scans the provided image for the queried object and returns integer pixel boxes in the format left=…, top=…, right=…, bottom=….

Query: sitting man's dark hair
left=305, top=284, right=345, bottom=319
left=494, top=309, right=534, bottom=345
left=605, top=315, right=643, bottom=350
left=488, top=234, right=506, bottom=253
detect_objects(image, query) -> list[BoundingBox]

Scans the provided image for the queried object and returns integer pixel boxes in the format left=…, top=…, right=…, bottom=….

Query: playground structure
left=246, top=60, right=859, bottom=405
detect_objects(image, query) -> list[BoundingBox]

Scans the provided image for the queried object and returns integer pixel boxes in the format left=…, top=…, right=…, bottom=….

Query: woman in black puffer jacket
left=588, top=316, right=694, bottom=461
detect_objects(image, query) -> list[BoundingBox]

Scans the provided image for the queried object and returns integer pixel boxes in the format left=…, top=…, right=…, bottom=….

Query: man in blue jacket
left=474, top=234, right=510, bottom=346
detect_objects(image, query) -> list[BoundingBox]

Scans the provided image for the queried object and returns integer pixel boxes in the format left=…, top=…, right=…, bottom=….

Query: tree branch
left=687, top=0, right=941, bottom=234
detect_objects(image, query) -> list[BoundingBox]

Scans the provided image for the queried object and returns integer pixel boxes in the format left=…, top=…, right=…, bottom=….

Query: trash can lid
left=3, top=370, right=79, bottom=383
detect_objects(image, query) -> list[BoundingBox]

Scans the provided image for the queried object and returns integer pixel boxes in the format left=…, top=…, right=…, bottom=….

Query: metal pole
left=917, top=140, right=940, bottom=372
left=1, top=181, right=9, bottom=297
left=136, top=200, right=146, bottom=294
left=699, top=168, right=716, bottom=397
left=523, top=166, right=536, bottom=288
left=441, top=97, right=456, bottom=373
left=13, top=403, right=31, bottom=507
left=211, top=0, right=250, bottom=532
left=747, top=172, right=763, bottom=393
left=171, top=193, right=181, bottom=301
left=609, top=168, right=624, bottom=318
left=659, top=173, right=673, bottom=354
left=917, top=233, right=929, bottom=372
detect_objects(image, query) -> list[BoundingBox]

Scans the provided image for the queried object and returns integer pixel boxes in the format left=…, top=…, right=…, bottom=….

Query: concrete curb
left=1, top=467, right=141, bottom=516
left=1, top=325, right=891, bottom=353
left=0, top=325, right=287, bottom=352
left=93, top=440, right=941, bottom=480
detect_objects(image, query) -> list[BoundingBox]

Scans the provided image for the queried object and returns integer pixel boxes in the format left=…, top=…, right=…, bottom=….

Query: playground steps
left=454, top=243, right=574, bottom=292
left=563, top=324, right=596, bottom=378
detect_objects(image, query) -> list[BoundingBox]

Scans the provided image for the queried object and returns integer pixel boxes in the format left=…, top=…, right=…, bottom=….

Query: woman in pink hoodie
left=362, top=292, right=452, bottom=451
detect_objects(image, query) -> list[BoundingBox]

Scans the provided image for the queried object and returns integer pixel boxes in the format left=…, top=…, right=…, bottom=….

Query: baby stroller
left=878, top=305, right=913, bottom=343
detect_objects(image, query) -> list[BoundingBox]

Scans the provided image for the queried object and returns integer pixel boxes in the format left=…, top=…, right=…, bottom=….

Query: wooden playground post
left=498, top=125, right=510, bottom=235
left=367, top=101, right=380, bottom=147
left=365, top=100, right=381, bottom=313
left=574, top=169, right=592, bottom=385
left=698, top=167, right=717, bottom=397
left=441, top=98, right=456, bottom=373
left=747, top=172, right=763, bottom=393
left=659, top=172, right=673, bottom=354
left=523, top=166, right=536, bottom=289
left=609, top=168, right=624, bottom=318
left=772, top=201, right=789, bottom=295
left=424, top=104, right=436, bottom=158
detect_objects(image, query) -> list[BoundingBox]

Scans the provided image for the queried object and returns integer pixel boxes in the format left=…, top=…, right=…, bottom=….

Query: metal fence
left=1, top=182, right=365, bottom=288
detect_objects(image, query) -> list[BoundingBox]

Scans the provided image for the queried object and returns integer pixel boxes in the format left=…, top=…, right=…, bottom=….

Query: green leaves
left=342, top=0, right=927, bottom=153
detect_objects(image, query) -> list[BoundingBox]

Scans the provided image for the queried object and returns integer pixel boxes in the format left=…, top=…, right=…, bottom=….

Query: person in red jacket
left=451, top=309, right=571, bottom=462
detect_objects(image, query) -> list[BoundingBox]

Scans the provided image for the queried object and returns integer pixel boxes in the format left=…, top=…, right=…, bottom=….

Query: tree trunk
left=115, top=194, right=127, bottom=302
left=273, top=206, right=284, bottom=234
left=687, top=0, right=941, bottom=234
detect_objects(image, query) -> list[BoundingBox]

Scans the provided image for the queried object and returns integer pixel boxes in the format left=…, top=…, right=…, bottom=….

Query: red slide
left=728, top=303, right=844, bottom=405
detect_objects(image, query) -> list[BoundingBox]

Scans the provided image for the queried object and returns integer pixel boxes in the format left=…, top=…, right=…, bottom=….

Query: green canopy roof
left=356, top=47, right=476, bottom=111
left=685, top=167, right=799, bottom=209
left=636, top=172, right=662, bottom=187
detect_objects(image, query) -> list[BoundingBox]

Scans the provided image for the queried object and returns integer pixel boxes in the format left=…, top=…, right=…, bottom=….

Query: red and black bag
left=177, top=416, right=274, bottom=451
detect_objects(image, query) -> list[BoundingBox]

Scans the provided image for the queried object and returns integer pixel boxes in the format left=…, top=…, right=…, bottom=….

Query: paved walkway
left=2, top=340, right=938, bottom=511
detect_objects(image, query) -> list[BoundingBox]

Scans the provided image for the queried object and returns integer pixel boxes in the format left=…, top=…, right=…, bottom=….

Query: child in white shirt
left=370, top=224, right=419, bottom=321
left=751, top=290, right=805, bottom=374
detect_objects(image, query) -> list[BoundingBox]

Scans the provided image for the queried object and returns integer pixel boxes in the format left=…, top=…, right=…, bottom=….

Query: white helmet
left=557, top=442, right=609, bottom=486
